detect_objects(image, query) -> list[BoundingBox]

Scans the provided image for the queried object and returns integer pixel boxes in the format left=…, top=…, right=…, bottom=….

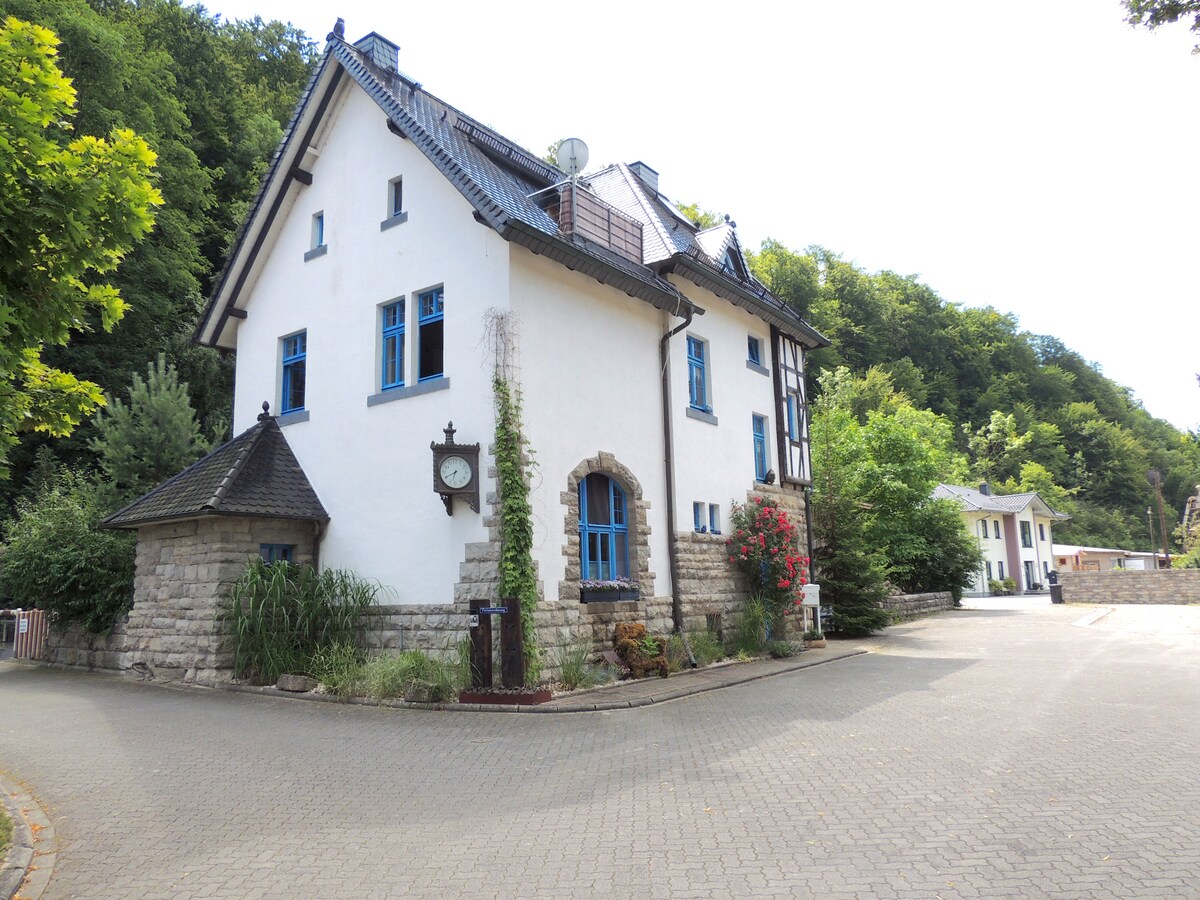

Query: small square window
left=708, top=503, right=721, bottom=535
left=260, top=543, right=294, bottom=564
left=281, top=331, right=307, bottom=414
left=747, top=336, right=762, bottom=366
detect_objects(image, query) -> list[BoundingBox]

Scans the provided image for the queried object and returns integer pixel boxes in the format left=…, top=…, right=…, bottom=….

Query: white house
left=94, top=25, right=828, bottom=682
left=934, top=483, right=1069, bottom=595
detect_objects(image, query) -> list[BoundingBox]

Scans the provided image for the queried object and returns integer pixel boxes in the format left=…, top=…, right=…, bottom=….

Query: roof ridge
left=615, top=163, right=674, bottom=264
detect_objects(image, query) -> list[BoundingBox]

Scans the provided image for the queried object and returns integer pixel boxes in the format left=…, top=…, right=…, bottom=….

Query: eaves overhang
left=667, top=253, right=829, bottom=349
left=102, top=509, right=331, bottom=532
left=500, top=219, right=697, bottom=317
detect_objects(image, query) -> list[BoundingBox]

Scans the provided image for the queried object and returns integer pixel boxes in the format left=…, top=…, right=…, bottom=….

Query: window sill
left=278, top=409, right=310, bottom=426
left=366, top=377, right=450, bottom=406
left=746, top=360, right=769, bottom=376
left=379, top=211, right=409, bottom=232
left=303, top=244, right=328, bottom=262
left=686, top=406, right=718, bottom=426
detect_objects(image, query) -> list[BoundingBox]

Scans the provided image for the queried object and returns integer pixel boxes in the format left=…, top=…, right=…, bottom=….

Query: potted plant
left=580, top=577, right=639, bottom=603
left=802, top=629, right=827, bottom=649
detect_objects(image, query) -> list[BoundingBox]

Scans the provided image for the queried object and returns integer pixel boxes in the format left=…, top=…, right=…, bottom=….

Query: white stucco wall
left=664, top=277, right=786, bottom=537
left=510, top=250, right=671, bottom=601
left=229, top=81, right=508, bottom=602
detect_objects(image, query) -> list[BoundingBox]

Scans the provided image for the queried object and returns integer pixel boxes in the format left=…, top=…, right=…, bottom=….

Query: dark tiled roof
left=198, top=32, right=830, bottom=348
left=102, top=416, right=328, bottom=529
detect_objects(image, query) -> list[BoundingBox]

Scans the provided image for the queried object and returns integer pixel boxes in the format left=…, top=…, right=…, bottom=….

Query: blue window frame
left=687, top=336, right=708, bottom=411
left=786, top=393, right=800, bottom=442
left=752, top=414, right=768, bottom=481
left=693, top=501, right=704, bottom=533
left=311, top=212, right=324, bottom=248
left=282, top=331, right=306, bottom=414
left=747, top=336, right=761, bottom=366
left=260, top=544, right=294, bottom=564
left=708, top=503, right=721, bottom=535
left=418, top=287, right=444, bottom=382
left=579, top=474, right=629, bottom=580
left=381, top=301, right=405, bottom=390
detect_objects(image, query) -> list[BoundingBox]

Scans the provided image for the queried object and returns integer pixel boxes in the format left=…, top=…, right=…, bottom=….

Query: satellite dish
left=557, top=138, right=589, bottom=176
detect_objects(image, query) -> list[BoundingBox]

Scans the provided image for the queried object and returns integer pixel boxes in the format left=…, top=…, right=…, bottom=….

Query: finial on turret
left=258, top=401, right=271, bottom=421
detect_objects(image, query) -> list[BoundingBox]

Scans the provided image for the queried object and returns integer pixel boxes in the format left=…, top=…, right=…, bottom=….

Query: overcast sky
left=206, top=0, right=1200, bottom=431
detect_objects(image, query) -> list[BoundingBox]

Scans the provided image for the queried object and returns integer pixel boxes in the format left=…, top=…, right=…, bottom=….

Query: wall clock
left=431, top=421, right=480, bottom=515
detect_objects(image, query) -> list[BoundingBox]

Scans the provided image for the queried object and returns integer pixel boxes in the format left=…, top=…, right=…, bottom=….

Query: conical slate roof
left=102, top=413, right=328, bottom=529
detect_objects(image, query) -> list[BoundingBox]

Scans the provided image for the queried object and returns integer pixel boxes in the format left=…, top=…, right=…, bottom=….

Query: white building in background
left=934, top=483, right=1069, bottom=595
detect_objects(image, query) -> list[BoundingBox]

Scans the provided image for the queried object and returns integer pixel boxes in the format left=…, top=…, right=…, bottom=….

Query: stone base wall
left=1060, top=569, right=1200, bottom=605
left=44, top=516, right=317, bottom=684
left=882, top=591, right=955, bottom=618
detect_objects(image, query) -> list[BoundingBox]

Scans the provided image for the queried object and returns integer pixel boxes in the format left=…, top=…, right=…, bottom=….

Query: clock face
left=439, top=455, right=472, bottom=490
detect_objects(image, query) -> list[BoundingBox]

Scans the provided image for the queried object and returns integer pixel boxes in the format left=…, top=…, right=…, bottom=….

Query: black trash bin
left=1049, top=584, right=1064, bottom=604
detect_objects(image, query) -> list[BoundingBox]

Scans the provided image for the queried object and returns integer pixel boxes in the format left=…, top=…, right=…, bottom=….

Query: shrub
left=612, top=622, right=668, bottom=678
left=1, top=472, right=134, bottom=634
left=554, top=638, right=613, bottom=690
left=727, top=595, right=771, bottom=656
left=727, top=497, right=810, bottom=627
left=767, top=640, right=797, bottom=658
left=666, top=630, right=729, bottom=672
left=225, top=560, right=378, bottom=685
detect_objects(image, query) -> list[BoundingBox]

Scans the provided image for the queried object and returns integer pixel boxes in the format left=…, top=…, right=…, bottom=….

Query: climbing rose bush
left=726, top=496, right=810, bottom=617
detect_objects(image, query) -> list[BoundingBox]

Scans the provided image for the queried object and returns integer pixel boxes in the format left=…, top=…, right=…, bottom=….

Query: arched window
left=579, top=473, right=629, bottom=580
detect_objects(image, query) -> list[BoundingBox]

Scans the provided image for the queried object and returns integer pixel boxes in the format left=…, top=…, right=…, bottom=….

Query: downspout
left=659, top=300, right=694, bottom=640
left=313, top=519, right=327, bottom=571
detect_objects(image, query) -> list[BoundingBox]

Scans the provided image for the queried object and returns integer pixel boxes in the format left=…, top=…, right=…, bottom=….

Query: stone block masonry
left=45, top=516, right=316, bottom=684
left=881, top=591, right=955, bottom=618
left=1060, top=569, right=1200, bottom=605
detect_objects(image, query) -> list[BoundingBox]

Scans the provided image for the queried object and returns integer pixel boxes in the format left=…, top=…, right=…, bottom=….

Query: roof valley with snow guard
left=83, top=24, right=829, bottom=684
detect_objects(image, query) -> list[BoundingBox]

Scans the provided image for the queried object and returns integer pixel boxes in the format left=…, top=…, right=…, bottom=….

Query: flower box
left=580, top=589, right=639, bottom=603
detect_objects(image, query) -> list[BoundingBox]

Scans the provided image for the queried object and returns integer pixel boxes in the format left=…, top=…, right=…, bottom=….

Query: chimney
left=628, top=161, right=659, bottom=195
left=354, top=32, right=399, bottom=73
left=979, top=482, right=991, bottom=496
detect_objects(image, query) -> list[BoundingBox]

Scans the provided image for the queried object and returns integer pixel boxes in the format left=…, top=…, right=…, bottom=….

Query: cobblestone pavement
left=1, top=604, right=1197, bottom=899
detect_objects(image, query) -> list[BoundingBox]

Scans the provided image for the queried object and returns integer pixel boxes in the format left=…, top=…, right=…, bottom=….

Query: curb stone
left=213, top=646, right=869, bottom=714
left=0, top=773, right=54, bottom=900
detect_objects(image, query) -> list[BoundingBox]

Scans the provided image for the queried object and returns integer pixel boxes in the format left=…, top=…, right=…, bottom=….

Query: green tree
left=674, top=201, right=724, bottom=230
left=90, top=354, right=211, bottom=504
left=1124, top=1, right=1200, bottom=51
left=0, top=470, right=135, bottom=633
left=0, top=16, right=160, bottom=477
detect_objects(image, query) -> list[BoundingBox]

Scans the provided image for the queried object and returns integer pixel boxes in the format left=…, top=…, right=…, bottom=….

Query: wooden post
left=499, top=600, right=523, bottom=689
left=468, top=597, right=492, bottom=689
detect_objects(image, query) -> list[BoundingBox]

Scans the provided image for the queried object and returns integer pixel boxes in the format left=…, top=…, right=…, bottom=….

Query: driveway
left=2, top=603, right=1198, bottom=899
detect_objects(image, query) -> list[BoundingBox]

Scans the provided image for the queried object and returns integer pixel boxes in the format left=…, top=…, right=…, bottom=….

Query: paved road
left=2, top=604, right=1198, bottom=899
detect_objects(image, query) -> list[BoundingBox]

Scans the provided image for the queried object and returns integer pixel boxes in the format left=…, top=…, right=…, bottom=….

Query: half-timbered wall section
left=774, top=329, right=811, bottom=485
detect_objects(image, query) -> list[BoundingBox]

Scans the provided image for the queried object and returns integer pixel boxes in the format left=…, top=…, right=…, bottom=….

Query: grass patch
left=225, top=561, right=378, bottom=685
left=362, top=650, right=464, bottom=703
left=553, top=639, right=617, bottom=690
left=0, top=803, right=11, bottom=857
